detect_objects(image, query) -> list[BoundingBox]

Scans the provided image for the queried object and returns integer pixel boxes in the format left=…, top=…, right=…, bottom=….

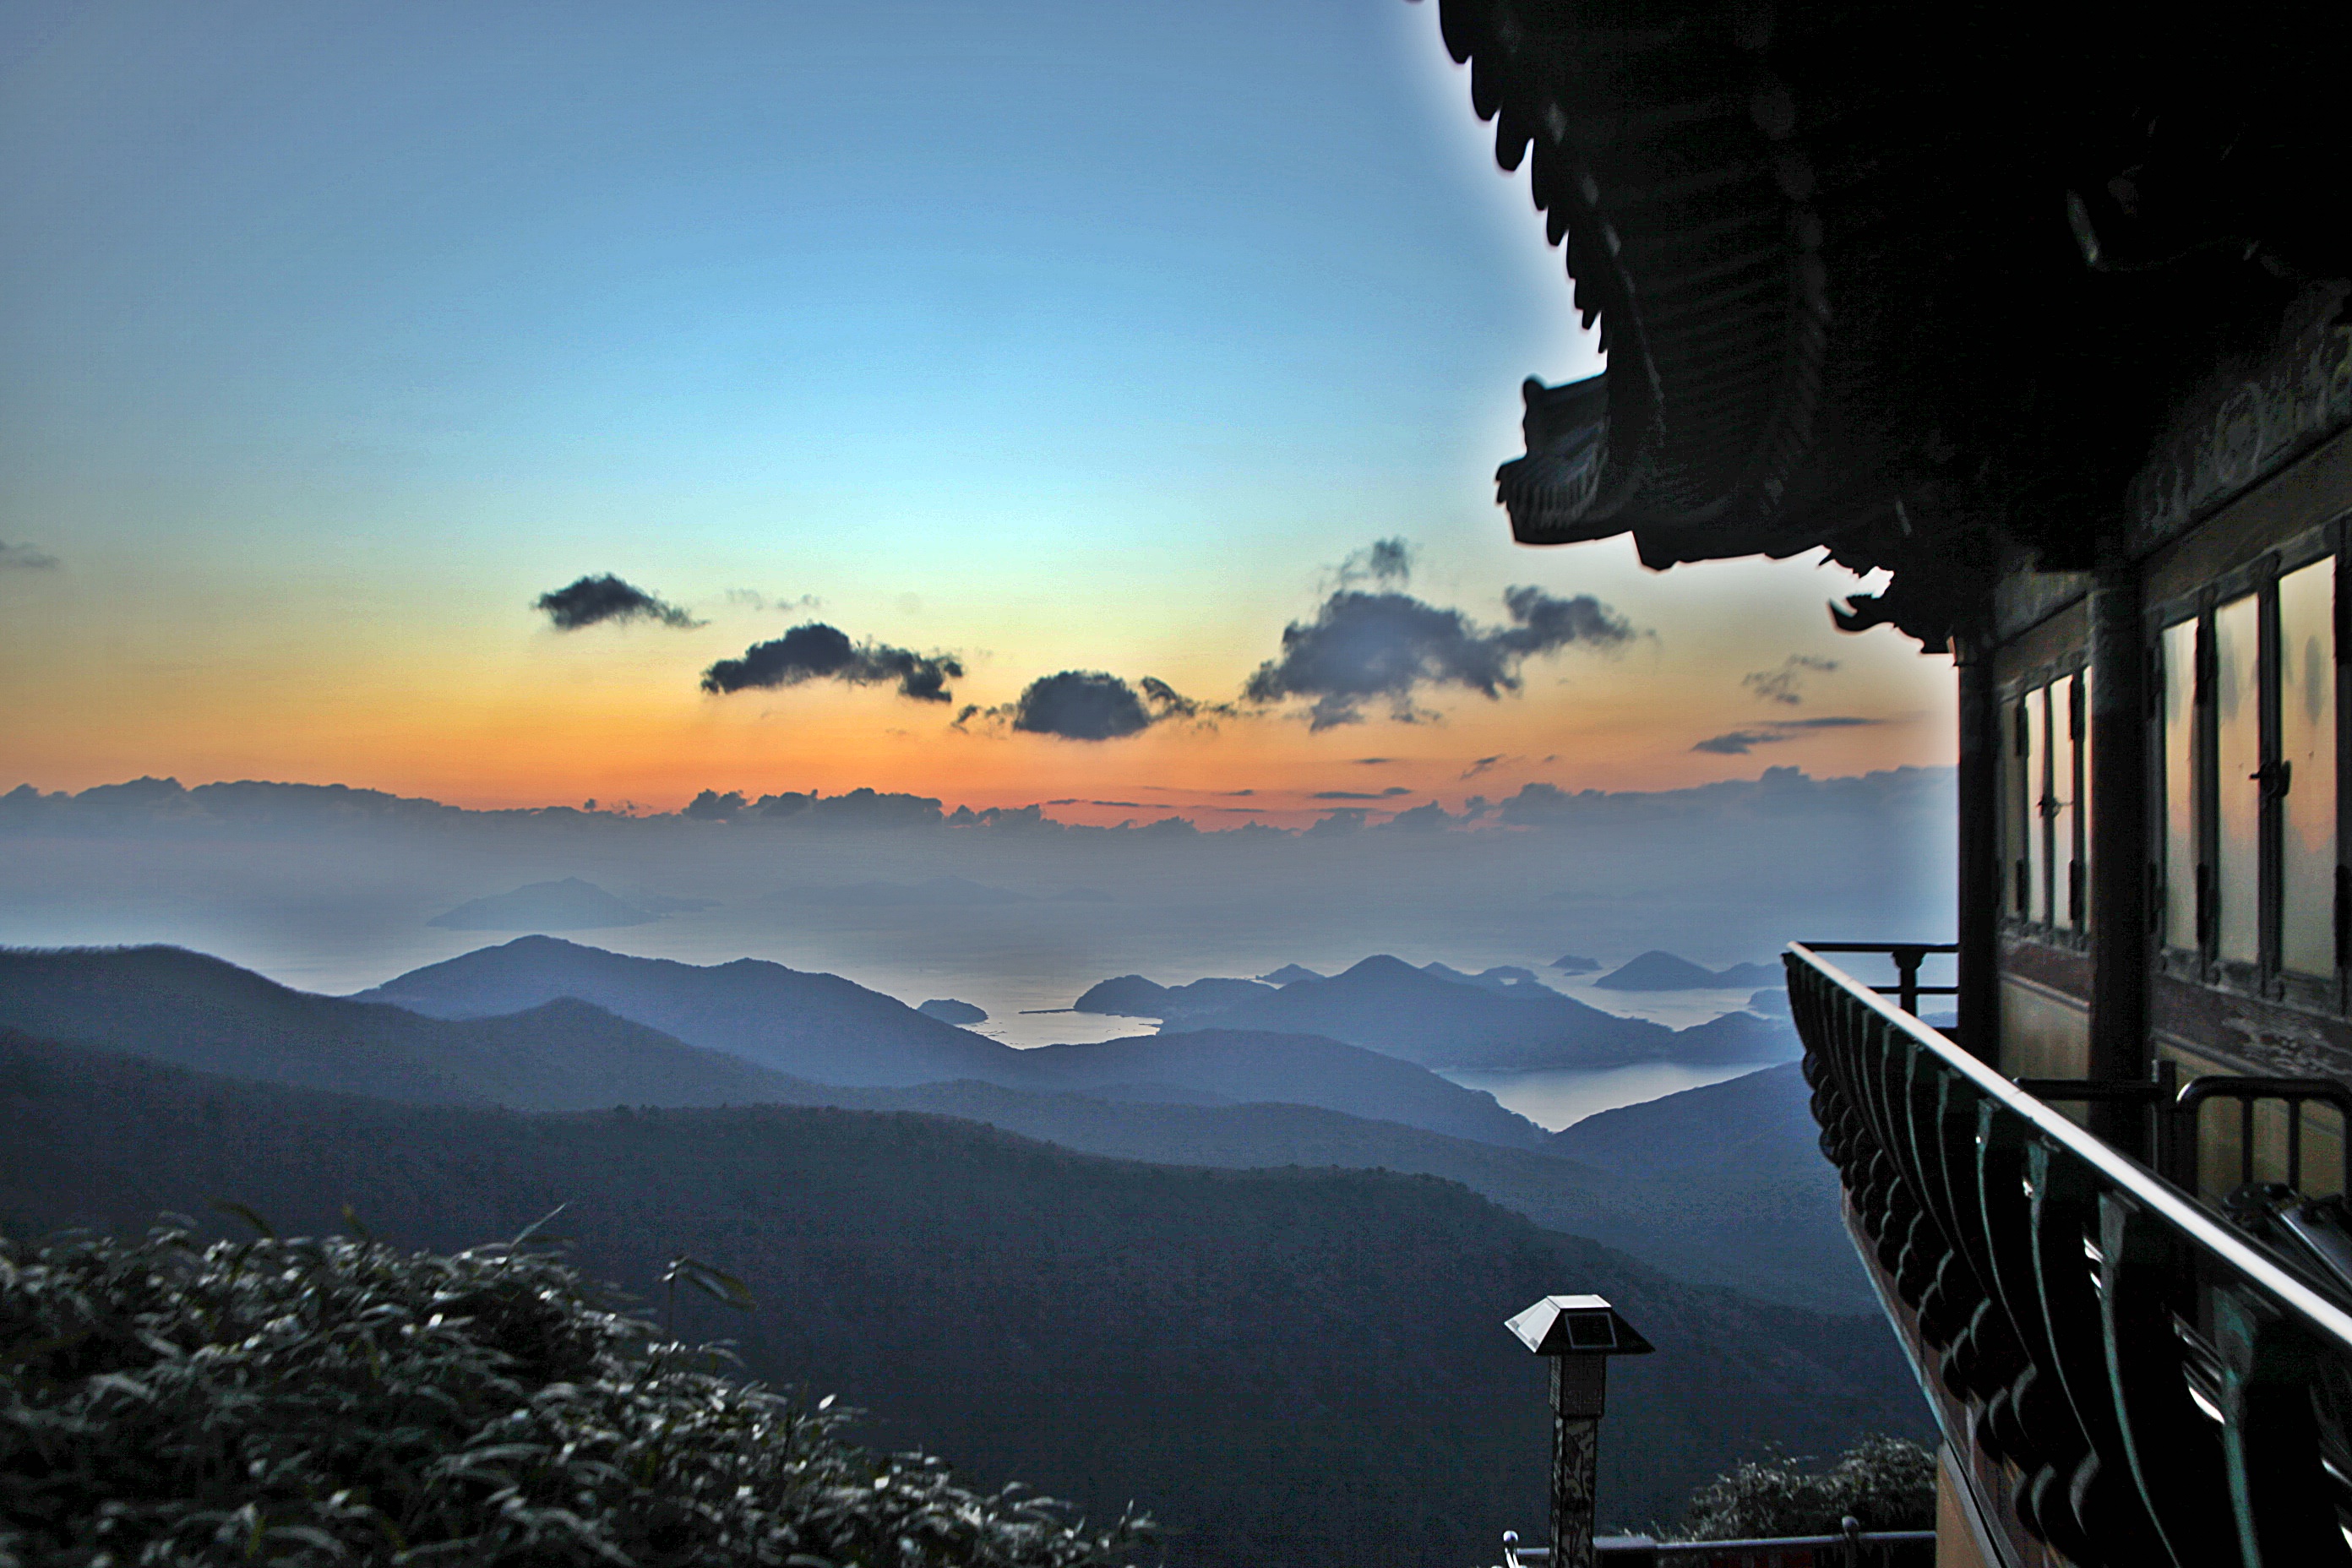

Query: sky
left=0, top=0, right=1955, bottom=827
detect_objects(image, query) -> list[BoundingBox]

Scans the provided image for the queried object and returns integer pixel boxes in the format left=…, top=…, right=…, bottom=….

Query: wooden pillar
left=1549, top=1358, right=1603, bottom=1568
left=1956, top=636, right=2002, bottom=1064
left=2088, top=553, right=2151, bottom=1150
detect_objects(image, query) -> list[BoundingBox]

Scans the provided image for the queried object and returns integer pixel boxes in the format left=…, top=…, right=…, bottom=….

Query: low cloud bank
left=1, top=765, right=1952, bottom=841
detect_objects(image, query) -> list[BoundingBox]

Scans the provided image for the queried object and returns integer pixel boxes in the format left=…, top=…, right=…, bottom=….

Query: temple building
left=1437, top=0, right=2352, bottom=1563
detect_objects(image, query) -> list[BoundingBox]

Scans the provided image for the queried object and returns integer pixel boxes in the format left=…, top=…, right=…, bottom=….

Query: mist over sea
left=0, top=767, right=1955, bottom=1065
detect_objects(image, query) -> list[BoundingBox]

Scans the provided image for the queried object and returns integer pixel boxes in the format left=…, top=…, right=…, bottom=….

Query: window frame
left=1998, top=662, right=2089, bottom=947
left=2147, top=525, right=2349, bottom=1013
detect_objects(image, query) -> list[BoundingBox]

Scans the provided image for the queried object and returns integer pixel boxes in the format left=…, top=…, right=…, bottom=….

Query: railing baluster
left=1785, top=943, right=2352, bottom=1568
left=2213, top=1286, right=2352, bottom=1566
left=2020, top=1140, right=2162, bottom=1565
left=2099, top=1192, right=2238, bottom=1564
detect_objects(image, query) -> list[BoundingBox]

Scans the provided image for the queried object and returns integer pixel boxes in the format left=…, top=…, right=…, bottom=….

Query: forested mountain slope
left=804, top=1077, right=1866, bottom=1314
left=0, top=1032, right=1923, bottom=1568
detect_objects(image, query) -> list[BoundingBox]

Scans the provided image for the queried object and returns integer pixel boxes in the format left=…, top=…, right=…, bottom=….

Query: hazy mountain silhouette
left=1593, top=950, right=1780, bottom=990
left=355, top=936, right=1021, bottom=1087
left=427, top=876, right=656, bottom=931
left=1421, top=961, right=1549, bottom=994
left=1071, top=973, right=1277, bottom=1019
left=1148, top=955, right=1680, bottom=1070
left=917, top=998, right=988, bottom=1025
left=1550, top=953, right=1601, bottom=973
left=0, top=945, right=819, bottom=1110
left=1256, top=963, right=1323, bottom=986
left=5, top=942, right=1555, bottom=1148
left=1007, top=1029, right=1549, bottom=1151
left=1662, top=1010, right=1802, bottom=1064
left=1554, top=1060, right=1818, bottom=1177
left=0, top=1032, right=1923, bottom=1565
left=1548, top=1064, right=1850, bottom=1308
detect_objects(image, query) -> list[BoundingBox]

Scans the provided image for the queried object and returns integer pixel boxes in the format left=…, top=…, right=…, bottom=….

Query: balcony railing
left=1500, top=1527, right=1934, bottom=1565
left=1787, top=942, right=2352, bottom=1568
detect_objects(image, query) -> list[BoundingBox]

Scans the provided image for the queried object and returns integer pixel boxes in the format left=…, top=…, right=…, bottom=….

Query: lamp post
left=1505, top=1294, right=1653, bottom=1568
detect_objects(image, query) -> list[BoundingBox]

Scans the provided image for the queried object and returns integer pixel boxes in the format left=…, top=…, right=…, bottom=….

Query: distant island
left=1065, top=953, right=1797, bottom=1072
left=1592, top=950, right=1780, bottom=991
left=917, top=998, right=988, bottom=1025
left=427, top=877, right=656, bottom=931
left=1550, top=953, right=1601, bottom=974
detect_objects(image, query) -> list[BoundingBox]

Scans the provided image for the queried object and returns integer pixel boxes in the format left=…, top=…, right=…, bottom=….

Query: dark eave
left=1444, top=0, right=2352, bottom=649
left=1445, top=0, right=1824, bottom=569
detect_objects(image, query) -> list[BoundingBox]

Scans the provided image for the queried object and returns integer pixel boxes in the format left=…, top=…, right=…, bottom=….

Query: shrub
left=0, top=1222, right=1152, bottom=1567
left=1676, top=1435, right=1936, bottom=1540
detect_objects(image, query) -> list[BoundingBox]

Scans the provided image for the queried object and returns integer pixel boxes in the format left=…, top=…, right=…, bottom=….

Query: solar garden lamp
left=1505, top=1294, right=1655, bottom=1568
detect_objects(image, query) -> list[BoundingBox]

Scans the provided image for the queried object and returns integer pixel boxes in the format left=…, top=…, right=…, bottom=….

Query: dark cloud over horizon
left=700, top=623, right=961, bottom=702
left=1333, top=536, right=1413, bottom=588
left=1244, top=583, right=1635, bottom=730
left=958, top=671, right=1223, bottom=742
left=536, top=574, right=701, bottom=631
left=1310, top=787, right=1411, bottom=800
left=1743, top=654, right=1839, bottom=706
left=0, top=541, right=60, bottom=571
left=988, top=662, right=1213, bottom=738
left=1693, top=716, right=1883, bottom=754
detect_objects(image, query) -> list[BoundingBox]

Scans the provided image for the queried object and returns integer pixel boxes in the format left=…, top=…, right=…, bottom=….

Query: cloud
left=0, top=541, right=58, bottom=571
left=1333, top=536, right=1413, bottom=588
left=1353, top=757, right=1396, bottom=766
left=1244, top=583, right=1635, bottom=730
left=1743, top=655, right=1839, bottom=706
left=1692, top=716, right=1883, bottom=754
left=700, top=623, right=961, bottom=703
left=1309, top=787, right=1412, bottom=800
left=724, top=588, right=822, bottom=613
left=963, top=671, right=1222, bottom=742
left=536, top=574, right=701, bottom=630
left=1461, top=754, right=1512, bottom=781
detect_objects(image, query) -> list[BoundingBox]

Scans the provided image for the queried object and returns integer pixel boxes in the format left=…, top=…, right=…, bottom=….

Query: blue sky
left=0, top=0, right=1947, bottom=814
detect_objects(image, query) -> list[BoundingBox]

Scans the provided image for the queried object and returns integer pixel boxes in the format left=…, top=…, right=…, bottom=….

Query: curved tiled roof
left=1442, top=0, right=2352, bottom=647
left=1442, top=0, right=1839, bottom=567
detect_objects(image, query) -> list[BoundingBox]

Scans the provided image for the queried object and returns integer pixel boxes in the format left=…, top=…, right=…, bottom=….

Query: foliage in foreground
left=1676, top=1435, right=1936, bottom=1540
left=0, top=1222, right=1152, bottom=1568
